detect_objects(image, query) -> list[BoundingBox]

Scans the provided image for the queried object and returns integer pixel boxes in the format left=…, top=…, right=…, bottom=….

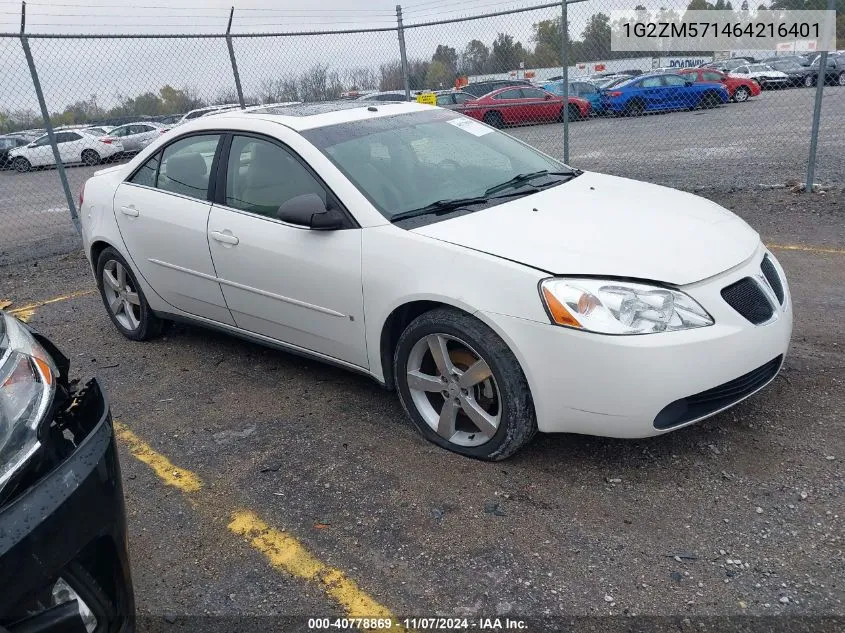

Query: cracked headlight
left=0, top=312, right=57, bottom=494
left=540, top=278, right=714, bottom=335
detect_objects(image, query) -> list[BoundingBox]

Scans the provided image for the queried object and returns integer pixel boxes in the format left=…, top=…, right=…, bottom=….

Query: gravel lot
left=1, top=187, right=842, bottom=631
left=1, top=87, right=843, bottom=265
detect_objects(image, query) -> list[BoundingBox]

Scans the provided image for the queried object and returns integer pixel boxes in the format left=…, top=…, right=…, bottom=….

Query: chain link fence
left=1, top=1, right=841, bottom=266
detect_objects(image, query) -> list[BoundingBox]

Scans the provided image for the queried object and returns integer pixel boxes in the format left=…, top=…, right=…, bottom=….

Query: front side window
left=436, top=95, right=453, bottom=106
left=302, top=109, right=567, bottom=220
left=520, top=88, right=547, bottom=99
left=494, top=89, right=522, bottom=100
left=110, top=126, right=129, bottom=137
left=156, top=134, right=220, bottom=199
left=640, top=77, right=663, bottom=88
left=453, top=92, right=471, bottom=103
left=225, top=135, right=326, bottom=218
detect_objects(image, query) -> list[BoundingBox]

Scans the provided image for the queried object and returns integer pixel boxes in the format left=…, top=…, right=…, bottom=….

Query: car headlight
left=0, top=312, right=57, bottom=493
left=539, top=278, right=714, bottom=335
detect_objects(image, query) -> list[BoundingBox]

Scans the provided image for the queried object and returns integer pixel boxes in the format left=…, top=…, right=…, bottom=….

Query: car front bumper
left=0, top=378, right=135, bottom=633
left=482, top=245, right=792, bottom=438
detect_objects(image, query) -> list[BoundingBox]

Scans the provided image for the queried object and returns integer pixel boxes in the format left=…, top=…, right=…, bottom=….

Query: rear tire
left=96, top=247, right=162, bottom=341
left=482, top=111, right=504, bottom=128
left=698, top=90, right=721, bottom=109
left=393, top=307, right=537, bottom=461
left=803, top=74, right=814, bottom=88
left=13, top=157, right=30, bottom=173
left=82, top=149, right=100, bottom=166
left=838, top=72, right=845, bottom=87
left=624, top=99, right=645, bottom=117
left=733, top=86, right=750, bottom=102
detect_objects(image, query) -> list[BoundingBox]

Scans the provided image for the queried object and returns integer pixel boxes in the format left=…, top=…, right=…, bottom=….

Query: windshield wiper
left=484, top=170, right=579, bottom=196
left=390, top=189, right=538, bottom=223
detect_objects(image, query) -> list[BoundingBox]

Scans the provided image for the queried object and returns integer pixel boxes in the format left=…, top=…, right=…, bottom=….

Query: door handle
left=210, top=230, right=239, bottom=245
left=120, top=206, right=139, bottom=217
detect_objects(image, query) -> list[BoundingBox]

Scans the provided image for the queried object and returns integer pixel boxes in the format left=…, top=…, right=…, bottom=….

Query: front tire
left=733, top=86, right=750, bottom=102
left=803, top=74, right=814, bottom=88
left=96, top=247, right=162, bottom=341
left=838, top=72, right=845, bottom=87
left=394, top=307, right=537, bottom=461
left=13, top=157, right=31, bottom=173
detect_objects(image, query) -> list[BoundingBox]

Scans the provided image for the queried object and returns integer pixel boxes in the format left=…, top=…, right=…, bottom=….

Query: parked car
left=78, top=102, right=792, bottom=460
left=0, top=135, right=29, bottom=168
left=461, top=79, right=532, bottom=98
left=766, top=59, right=839, bottom=87
left=542, top=80, right=606, bottom=114
left=603, top=73, right=729, bottom=116
left=175, top=104, right=242, bottom=126
left=433, top=90, right=474, bottom=110
left=463, top=86, right=590, bottom=127
left=0, top=310, right=135, bottom=633
left=82, top=125, right=114, bottom=136
left=701, top=58, right=749, bottom=73
left=8, top=130, right=124, bottom=172
left=761, top=55, right=810, bottom=67
left=102, top=122, right=170, bottom=154
left=675, top=68, right=761, bottom=102
left=155, top=113, right=185, bottom=125
left=730, top=64, right=790, bottom=89
left=808, top=53, right=845, bottom=86
left=356, top=91, right=409, bottom=102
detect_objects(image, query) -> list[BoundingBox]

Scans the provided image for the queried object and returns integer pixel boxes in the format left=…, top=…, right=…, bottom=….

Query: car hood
left=411, top=172, right=760, bottom=286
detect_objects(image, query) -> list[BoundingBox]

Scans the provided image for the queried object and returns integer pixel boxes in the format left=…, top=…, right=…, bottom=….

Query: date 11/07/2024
left=307, top=617, right=528, bottom=630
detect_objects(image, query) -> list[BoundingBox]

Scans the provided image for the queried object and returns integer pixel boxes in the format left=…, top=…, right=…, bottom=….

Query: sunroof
left=248, top=101, right=380, bottom=117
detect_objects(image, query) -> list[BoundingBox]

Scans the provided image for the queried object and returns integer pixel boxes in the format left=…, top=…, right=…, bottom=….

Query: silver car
left=104, top=122, right=168, bottom=154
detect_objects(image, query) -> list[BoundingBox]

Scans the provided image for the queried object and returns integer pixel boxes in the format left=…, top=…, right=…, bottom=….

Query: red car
left=677, top=68, right=761, bottom=103
left=462, top=86, right=590, bottom=128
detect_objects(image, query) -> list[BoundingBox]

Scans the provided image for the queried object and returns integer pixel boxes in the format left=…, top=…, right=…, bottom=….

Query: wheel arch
left=377, top=297, right=533, bottom=393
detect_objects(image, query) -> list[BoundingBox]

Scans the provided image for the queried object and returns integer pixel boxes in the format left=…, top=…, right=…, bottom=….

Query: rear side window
left=130, top=151, right=161, bottom=187
left=494, top=89, right=522, bottom=100
left=128, top=134, right=219, bottom=199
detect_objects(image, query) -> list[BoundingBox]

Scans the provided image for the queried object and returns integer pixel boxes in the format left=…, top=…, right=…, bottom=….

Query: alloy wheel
left=734, top=87, right=749, bottom=102
left=102, top=259, right=141, bottom=331
left=405, top=333, right=501, bottom=447
left=82, top=149, right=100, bottom=166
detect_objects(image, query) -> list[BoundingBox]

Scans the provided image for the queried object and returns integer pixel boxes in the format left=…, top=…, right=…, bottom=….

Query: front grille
left=721, top=277, right=774, bottom=324
left=760, top=255, right=785, bottom=304
left=654, top=355, right=783, bottom=430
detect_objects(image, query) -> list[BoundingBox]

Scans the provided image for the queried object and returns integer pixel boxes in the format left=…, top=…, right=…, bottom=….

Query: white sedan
left=79, top=102, right=792, bottom=460
left=9, top=130, right=124, bottom=172
left=730, top=64, right=790, bottom=89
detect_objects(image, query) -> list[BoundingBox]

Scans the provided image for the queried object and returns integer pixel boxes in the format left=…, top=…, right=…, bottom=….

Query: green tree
left=532, top=18, right=567, bottom=68
left=460, top=39, right=489, bottom=75
left=432, top=45, right=458, bottom=74
left=581, top=13, right=612, bottom=60
left=490, top=33, right=527, bottom=72
left=425, top=60, right=453, bottom=88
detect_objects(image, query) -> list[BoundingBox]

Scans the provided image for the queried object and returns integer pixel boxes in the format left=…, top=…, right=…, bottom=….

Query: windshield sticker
left=447, top=117, right=493, bottom=137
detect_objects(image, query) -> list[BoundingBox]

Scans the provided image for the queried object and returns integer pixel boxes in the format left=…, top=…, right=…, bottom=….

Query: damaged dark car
left=0, top=311, right=134, bottom=633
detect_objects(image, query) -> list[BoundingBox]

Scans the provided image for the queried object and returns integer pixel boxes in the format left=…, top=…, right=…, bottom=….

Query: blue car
left=602, top=73, right=729, bottom=116
left=542, top=80, right=606, bottom=114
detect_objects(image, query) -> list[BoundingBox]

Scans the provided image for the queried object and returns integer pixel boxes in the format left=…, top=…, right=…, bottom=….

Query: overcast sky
left=0, top=0, right=692, bottom=113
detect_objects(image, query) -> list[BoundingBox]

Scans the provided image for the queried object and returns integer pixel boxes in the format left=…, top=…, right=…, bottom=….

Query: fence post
left=226, top=7, right=246, bottom=108
left=18, top=1, right=80, bottom=235
left=805, top=0, right=834, bottom=193
left=396, top=4, right=411, bottom=100
left=560, top=0, right=569, bottom=164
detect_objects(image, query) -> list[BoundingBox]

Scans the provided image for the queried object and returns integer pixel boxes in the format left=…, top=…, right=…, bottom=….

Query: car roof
left=203, top=101, right=436, bottom=132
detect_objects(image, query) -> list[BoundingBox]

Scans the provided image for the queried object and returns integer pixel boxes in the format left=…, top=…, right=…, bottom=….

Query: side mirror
left=685, top=80, right=694, bottom=86
left=277, top=193, right=345, bottom=230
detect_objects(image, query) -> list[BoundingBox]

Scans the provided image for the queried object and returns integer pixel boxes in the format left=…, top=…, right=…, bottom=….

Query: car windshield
left=301, top=109, right=572, bottom=221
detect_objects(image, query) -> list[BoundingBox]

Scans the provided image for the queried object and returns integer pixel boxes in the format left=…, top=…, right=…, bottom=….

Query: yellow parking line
left=114, top=422, right=203, bottom=493
left=7, top=289, right=96, bottom=322
left=115, top=423, right=402, bottom=624
left=229, top=511, right=398, bottom=622
left=767, top=243, right=845, bottom=255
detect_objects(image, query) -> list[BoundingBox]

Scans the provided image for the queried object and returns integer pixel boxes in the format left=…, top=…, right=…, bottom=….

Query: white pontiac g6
left=79, top=102, right=792, bottom=460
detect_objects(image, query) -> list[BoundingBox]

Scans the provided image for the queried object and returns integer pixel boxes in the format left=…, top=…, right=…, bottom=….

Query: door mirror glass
left=277, top=193, right=343, bottom=230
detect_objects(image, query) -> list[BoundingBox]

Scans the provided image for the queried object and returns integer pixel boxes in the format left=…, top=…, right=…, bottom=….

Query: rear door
left=56, top=132, right=83, bottom=163
left=660, top=74, right=690, bottom=108
left=638, top=76, right=667, bottom=110
left=492, top=88, right=526, bottom=124
left=112, top=133, right=235, bottom=324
